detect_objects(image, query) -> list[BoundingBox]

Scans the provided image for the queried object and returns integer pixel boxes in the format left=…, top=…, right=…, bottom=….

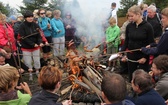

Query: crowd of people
left=0, top=1, right=168, bottom=105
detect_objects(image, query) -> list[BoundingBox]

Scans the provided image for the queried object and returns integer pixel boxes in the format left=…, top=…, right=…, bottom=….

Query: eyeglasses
left=40, top=12, right=45, bottom=15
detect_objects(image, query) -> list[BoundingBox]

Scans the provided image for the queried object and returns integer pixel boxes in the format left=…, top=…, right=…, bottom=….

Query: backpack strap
left=156, top=13, right=162, bottom=25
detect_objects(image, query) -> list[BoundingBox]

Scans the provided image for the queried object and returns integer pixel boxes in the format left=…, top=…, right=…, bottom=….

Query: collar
left=105, top=102, right=123, bottom=105
left=138, top=88, right=152, bottom=96
left=41, top=89, right=60, bottom=102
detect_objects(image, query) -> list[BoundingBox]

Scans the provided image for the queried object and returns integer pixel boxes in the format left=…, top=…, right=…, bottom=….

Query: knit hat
left=24, top=10, right=33, bottom=18
left=9, top=15, right=17, bottom=20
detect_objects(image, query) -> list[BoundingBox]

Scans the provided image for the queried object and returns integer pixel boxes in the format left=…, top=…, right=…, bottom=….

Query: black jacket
left=121, top=20, right=154, bottom=59
left=19, top=21, right=42, bottom=49
left=28, top=89, right=62, bottom=105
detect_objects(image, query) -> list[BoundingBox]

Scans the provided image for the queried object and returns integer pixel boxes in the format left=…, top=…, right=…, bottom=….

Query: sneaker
left=105, top=67, right=111, bottom=71
left=111, top=67, right=115, bottom=72
left=29, top=75, right=33, bottom=81
left=36, top=71, right=39, bottom=77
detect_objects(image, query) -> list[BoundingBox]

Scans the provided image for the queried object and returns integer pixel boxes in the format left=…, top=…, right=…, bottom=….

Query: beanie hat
left=9, top=15, right=17, bottom=20
left=24, top=10, right=33, bottom=18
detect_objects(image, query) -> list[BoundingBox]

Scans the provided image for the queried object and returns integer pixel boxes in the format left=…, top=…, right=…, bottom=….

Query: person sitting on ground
left=101, top=73, right=135, bottom=105
left=3, top=46, right=30, bottom=73
left=0, top=66, right=32, bottom=105
left=28, top=66, right=72, bottom=105
left=150, top=55, right=168, bottom=100
left=131, top=69, right=166, bottom=105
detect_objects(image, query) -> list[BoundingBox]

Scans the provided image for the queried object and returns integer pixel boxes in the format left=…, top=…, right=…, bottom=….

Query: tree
left=0, top=2, right=9, bottom=16
left=143, top=0, right=168, bottom=11
left=19, top=0, right=48, bottom=13
left=117, top=0, right=138, bottom=17
left=0, top=2, right=17, bottom=17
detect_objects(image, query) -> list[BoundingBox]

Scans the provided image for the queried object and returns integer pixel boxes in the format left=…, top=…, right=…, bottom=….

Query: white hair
left=148, top=5, right=157, bottom=12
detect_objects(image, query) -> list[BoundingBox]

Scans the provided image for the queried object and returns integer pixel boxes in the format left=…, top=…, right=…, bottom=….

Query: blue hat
left=9, top=15, right=17, bottom=20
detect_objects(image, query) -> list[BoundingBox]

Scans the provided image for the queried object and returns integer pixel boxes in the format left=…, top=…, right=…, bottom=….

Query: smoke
left=63, top=0, right=113, bottom=49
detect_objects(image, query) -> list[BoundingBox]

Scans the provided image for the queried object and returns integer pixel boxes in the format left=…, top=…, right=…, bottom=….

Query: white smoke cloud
left=63, top=0, right=118, bottom=49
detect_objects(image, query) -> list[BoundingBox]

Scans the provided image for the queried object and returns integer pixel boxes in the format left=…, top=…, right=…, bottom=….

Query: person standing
left=19, top=10, right=43, bottom=81
left=51, top=10, right=65, bottom=57
left=63, top=12, right=76, bottom=42
left=141, top=7, right=168, bottom=56
left=38, top=8, right=52, bottom=60
left=145, top=5, right=162, bottom=39
left=121, top=5, right=154, bottom=82
left=105, top=17, right=120, bottom=71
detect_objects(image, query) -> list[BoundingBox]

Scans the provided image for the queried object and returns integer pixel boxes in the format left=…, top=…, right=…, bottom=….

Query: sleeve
left=0, top=29, right=8, bottom=46
left=141, top=47, right=158, bottom=55
left=155, top=80, right=167, bottom=98
left=38, top=18, right=48, bottom=31
left=146, top=23, right=155, bottom=44
left=35, top=24, right=42, bottom=45
left=51, top=19, right=59, bottom=32
left=156, top=33, right=168, bottom=54
left=121, top=24, right=129, bottom=51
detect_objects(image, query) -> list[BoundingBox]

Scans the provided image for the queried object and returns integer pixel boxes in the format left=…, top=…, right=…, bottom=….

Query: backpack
left=145, top=13, right=162, bottom=25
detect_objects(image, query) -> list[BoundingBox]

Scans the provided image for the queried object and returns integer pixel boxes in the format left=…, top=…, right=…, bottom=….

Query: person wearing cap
left=19, top=10, right=43, bottom=81
left=8, top=15, right=17, bottom=27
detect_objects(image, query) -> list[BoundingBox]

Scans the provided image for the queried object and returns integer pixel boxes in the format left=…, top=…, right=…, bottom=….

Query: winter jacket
left=19, top=20, right=42, bottom=49
left=0, top=90, right=31, bottom=105
left=106, top=25, right=120, bottom=47
left=0, top=23, right=16, bottom=51
left=28, top=89, right=62, bottom=105
left=134, top=89, right=166, bottom=105
left=51, top=18, right=65, bottom=38
left=38, top=17, right=52, bottom=37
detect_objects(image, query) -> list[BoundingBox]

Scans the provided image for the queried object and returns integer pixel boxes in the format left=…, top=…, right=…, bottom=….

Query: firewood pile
left=53, top=41, right=108, bottom=104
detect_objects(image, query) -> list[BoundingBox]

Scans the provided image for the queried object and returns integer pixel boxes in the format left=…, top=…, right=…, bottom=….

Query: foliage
left=118, top=0, right=138, bottom=17
left=19, top=0, right=48, bottom=13
left=143, top=0, right=168, bottom=11
left=0, top=2, right=9, bottom=16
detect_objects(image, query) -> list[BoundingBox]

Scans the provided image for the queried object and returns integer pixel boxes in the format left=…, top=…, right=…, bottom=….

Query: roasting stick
left=96, top=92, right=104, bottom=103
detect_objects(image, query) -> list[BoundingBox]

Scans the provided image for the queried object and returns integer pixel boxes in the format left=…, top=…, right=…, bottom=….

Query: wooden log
left=82, top=76, right=101, bottom=96
left=61, top=85, right=72, bottom=95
